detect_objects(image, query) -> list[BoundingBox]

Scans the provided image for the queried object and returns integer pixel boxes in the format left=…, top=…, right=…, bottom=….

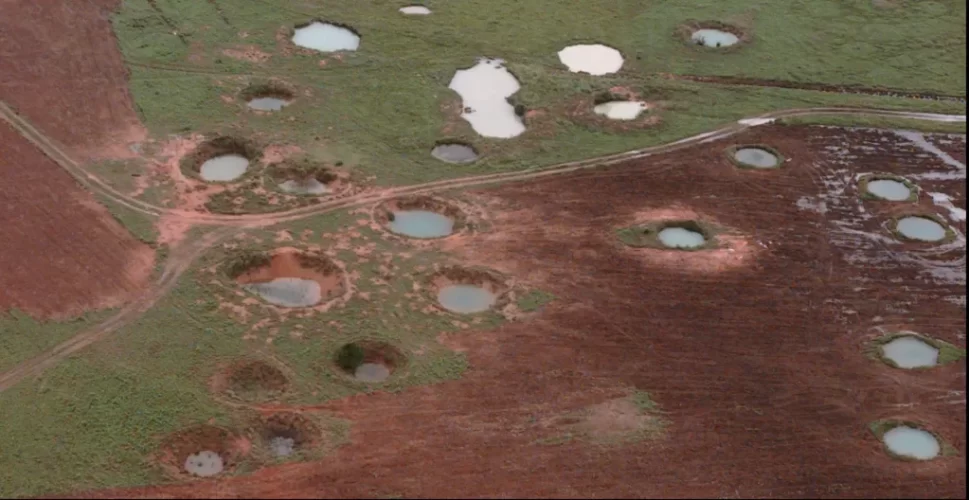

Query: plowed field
left=75, top=126, right=966, bottom=499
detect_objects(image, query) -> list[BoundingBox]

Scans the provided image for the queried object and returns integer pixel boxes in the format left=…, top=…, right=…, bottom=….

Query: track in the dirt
left=0, top=103, right=964, bottom=394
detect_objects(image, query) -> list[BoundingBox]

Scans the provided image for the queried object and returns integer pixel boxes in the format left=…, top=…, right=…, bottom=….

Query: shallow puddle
left=184, top=451, right=224, bottom=477
left=243, top=278, right=322, bottom=308
left=247, top=97, right=290, bottom=112
left=437, top=284, right=496, bottom=314
left=431, top=143, right=478, bottom=163
left=658, top=227, right=706, bottom=249
left=557, top=44, right=624, bottom=75
left=448, top=58, right=525, bottom=138
left=399, top=5, right=431, bottom=15
left=896, top=216, right=947, bottom=242
left=866, top=179, right=912, bottom=201
left=199, top=154, right=249, bottom=182
left=692, top=29, right=739, bottom=47
left=354, top=362, right=391, bottom=383
left=292, top=22, right=360, bottom=52
left=880, top=336, right=939, bottom=368
left=269, top=436, right=296, bottom=457
left=389, top=210, right=455, bottom=238
left=278, top=178, right=331, bottom=195
left=883, top=426, right=940, bottom=460
left=733, top=147, right=780, bottom=168
left=593, top=101, right=648, bottom=120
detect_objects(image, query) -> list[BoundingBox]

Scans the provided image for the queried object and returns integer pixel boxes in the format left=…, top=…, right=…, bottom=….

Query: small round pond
left=399, top=5, right=431, bottom=15
left=692, top=29, right=740, bottom=48
left=247, top=97, right=290, bottom=112
left=200, top=154, right=250, bottom=182
left=261, top=413, right=318, bottom=458
left=184, top=451, right=224, bottom=477
left=437, top=284, right=497, bottom=314
left=389, top=211, right=455, bottom=239
left=658, top=226, right=707, bottom=249
left=431, top=143, right=479, bottom=164
left=865, top=179, right=913, bottom=201
left=733, top=147, right=780, bottom=169
left=895, top=216, right=947, bottom=242
left=292, top=21, right=360, bottom=52
left=880, top=336, right=939, bottom=369
left=593, top=101, right=648, bottom=121
left=233, top=249, right=344, bottom=308
left=557, top=44, right=624, bottom=76
left=882, top=426, right=941, bottom=461
left=335, top=341, right=403, bottom=383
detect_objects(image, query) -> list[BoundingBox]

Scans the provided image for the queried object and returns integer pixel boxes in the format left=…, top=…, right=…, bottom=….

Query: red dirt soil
left=0, top=121, right=154, bottom=319
left=72, top=125, right=966, bottom=499
left=0, top=0, right=145, bottom=159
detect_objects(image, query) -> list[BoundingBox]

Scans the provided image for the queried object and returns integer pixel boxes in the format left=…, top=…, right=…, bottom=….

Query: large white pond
left=557, top=44, right=624, bottom=76
left=593, top=101, right=648, bottom=120
left=883, top=426, right=941, bottom=460
left=896, top=216, right=947, bottom=242
left=244, top=278, right=322, bottom=308
left=448, top=58, right=525, bottom=138
left=184, top=450, right=224, bottom=477
left=399, top=5, right=431, bottom=15
left=437, top=284, right=497, bottom=314
left=199, top=154, right=250, bottom=182
left=658, top=227, right=707, bottom=249
left=866, top=179, right=913, bottom=201
left=292, top=22, right=360, bottom=52
left=880, top=336, right=939, bottom=369
left=692, top=29, right=740, bottom=48
left=389, top=210, right=455, bottom=238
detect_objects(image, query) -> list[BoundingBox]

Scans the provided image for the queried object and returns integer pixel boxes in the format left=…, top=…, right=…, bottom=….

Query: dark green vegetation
left=111, top=0, right=965, bottom=187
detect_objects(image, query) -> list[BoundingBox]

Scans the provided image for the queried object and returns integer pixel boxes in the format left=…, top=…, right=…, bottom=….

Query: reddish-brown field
left=0, top=0, right=144, bottom=159
left=76, top=126, right=966, bottom=499
left=0, top=121, right=154, bottom=319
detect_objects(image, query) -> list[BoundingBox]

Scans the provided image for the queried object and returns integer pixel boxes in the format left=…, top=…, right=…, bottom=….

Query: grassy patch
left=0, top=309, right=115, bottom=373
left=779, top=115, right=968, bottom=134
left=95, top=193, right=160, bottom=245
left=537, top=390, right=668, bottom=447
left=515, top=289, right=555, bottom=312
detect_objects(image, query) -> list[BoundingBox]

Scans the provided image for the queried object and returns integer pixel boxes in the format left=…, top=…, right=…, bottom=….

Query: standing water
left=292, top=22, right=360, bottom=52
left=880, top=336, right=940, bottom=369
left=593, top=101, right=648, bottom=120
left=733, top=148, right=780, bottom=168
left=882, top=426, right=941, bottom=460
left=431, top=143, right=479, bottom=163
left=389, top=210, right=455, bottom=238
left=247, top=97, right=290, bottom=112
left=269, top=437, right=296, bottom=457
left=866, top=179, right=912, bottom=201
left=692, top=29, right=740, bottom=48
left=557, top=44, right=624, bottom=76
left=199, top=154, right=250, bottom=182
left=184, top=451, right=224, bottom=477
left=244, top=278, right=323, bottom=307
left=448, top=59, right=525, bottom=139
left=278, top=178, right=331, bottom=195
left=437, top=284, right=496, bottom=314
left=354, top=363, right=391, bottom=382
left=896, top=216, right=947, bottom=242
left=399, top=5, right=431, bottom=15
left=658, top=227, right=707, bottom=249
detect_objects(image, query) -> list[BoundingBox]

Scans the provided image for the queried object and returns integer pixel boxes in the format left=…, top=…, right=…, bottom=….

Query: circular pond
left=865, top=179, right=912, bottom=201
left=261, top=413, right=319, bottom=458
left=658, top=226, right=707, bottom=249
left=390, top=211, right=454, bottom=239
left=733, top=147, right=780, bottom=169
left=880, top=336, right=939, bottom=369
left=399, top=5, right=431, bottom=15
left=557, top=44, right=624, bottom=76
left=233, top=249, right=344, bottom=308
left=895, top=216, right=947, bottom=242
left=292, top=21, right=360, bottom=52
left=184, top=451, right=224, bottom=477
left=437, top=284, right=497, bottom=314
left=335, top=341, right=404, bottom=383
left=883, top=426, right=941, bottom=460
left=692, top=29, right=739, bottom=47
left=431, top=143, right=479, bottom=164
left=247, top=97, right=290, bottom=112
left=593, top=101, right=648, bottom=120
left=200, top=154, right=250, bottom=182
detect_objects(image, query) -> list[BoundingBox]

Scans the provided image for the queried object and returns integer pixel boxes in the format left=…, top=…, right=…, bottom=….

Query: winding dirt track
left=0, top=102, right=963, bottom=394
